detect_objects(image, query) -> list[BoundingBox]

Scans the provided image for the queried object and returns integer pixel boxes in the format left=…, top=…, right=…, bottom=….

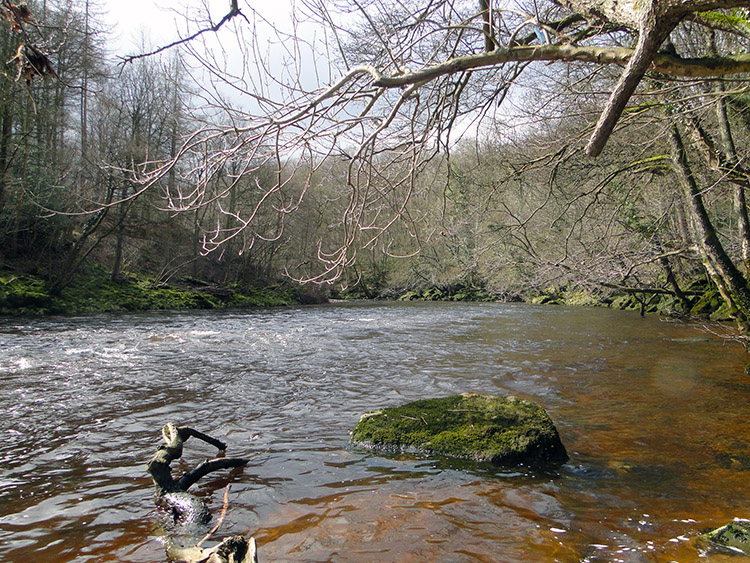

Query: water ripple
left=0, top=302, right=747, bottom=562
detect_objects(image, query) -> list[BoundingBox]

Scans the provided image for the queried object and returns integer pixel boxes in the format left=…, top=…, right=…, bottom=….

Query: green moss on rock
left=700, top=519, right=750, bottom=555
left=0, top=274, right=51, bottom=311
left=396, top=284, right=497, bottom=302
left=529, top=294, right=562, bottom=305
left=350, top=393, right=568, bottom=466
left=690, top=289, right=722, bottom=317
left=563, top=288, right=603, bottom=307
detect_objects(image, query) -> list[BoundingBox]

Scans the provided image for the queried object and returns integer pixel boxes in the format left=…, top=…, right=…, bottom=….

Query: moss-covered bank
left=0, top=267, right=310, bottom=316
left=392, top=278, right=733, bottom=322
left=350, top=393, right=568, bottom=466
left=396, top=283, right=499, bottom=302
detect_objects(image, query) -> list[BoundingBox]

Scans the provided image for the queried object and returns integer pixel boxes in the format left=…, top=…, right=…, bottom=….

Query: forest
left=1, top=0, right=750, bottom=335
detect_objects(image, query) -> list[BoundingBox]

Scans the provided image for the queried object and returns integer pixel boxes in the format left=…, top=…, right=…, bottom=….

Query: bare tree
left=111, top=1, right=750, bottom=281
left=7, top=0, right=716, bottom=338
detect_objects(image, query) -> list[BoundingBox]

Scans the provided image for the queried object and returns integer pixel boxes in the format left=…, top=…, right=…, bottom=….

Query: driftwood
left=147, top=423, right=257, bottom=563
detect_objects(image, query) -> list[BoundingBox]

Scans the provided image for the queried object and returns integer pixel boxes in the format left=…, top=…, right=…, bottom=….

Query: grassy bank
left=0, top=266, right=307, bottom=316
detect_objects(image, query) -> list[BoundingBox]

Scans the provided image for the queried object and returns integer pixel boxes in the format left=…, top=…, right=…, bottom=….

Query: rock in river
left=700, top=519, right=750, bottom=555
left=349, top=393, right=568, bottom=466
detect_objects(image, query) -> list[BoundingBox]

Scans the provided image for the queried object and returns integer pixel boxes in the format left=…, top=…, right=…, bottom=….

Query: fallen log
left=147, top=423, right=257, bottom=563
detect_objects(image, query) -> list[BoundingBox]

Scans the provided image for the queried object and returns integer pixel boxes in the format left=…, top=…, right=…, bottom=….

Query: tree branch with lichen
left=348, top=44, right=750, bottom=90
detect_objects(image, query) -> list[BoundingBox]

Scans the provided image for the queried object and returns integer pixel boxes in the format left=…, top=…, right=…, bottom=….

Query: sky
left=102, top=0, right=250, bottom=53
left=95, top=1, right=516, bottom=155
left=102, top=0, right=178, bottom=50
left=101, top=0, right=306, bottom=54
left=93, top=0, right=328, bottom=109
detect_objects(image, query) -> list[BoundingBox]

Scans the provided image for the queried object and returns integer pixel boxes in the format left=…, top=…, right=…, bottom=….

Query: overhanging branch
left=119, top=0, right=248, bottom=65
left=363, top=44, right=750, bottom=89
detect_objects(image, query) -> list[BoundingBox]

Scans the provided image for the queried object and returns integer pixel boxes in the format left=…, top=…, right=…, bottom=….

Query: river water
left=0, top=301, right=748, bottom=562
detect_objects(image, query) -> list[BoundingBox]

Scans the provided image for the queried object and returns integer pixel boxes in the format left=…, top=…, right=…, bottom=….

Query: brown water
left=0, top=301, right=748, bottom=562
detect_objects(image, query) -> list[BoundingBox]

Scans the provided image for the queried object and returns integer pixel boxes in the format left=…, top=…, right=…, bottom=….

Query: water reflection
left=0, top=302, right=748, bottom=562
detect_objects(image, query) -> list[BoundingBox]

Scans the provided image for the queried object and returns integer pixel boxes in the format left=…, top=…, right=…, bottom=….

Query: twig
left=119, top=0, right=249, bottom=65
left=195, top=484, right=232, bottom=548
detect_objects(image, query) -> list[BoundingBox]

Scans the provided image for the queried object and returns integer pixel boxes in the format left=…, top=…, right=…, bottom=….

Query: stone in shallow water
left=701, top=519, right=750, bottom=555
left=349, top=393, right=568, bottom=466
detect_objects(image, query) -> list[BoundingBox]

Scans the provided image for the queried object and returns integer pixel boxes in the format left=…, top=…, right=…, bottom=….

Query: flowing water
left=0, top=301, right=748, bottom=562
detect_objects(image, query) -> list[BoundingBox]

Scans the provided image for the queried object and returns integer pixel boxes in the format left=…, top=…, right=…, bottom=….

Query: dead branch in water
left=146, top=423, right=258, bottom=563
left=196, top=484, right=232, bottom=549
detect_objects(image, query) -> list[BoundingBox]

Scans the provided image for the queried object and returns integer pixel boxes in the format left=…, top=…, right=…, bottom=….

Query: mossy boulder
left=700, top=519, right=750, bottom=555
left=690, top=289, right=723, bottom=317
left=349, top=393, right=568, bottom=466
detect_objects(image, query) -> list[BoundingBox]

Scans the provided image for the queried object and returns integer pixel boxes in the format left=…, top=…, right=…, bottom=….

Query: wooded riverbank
left=0, top=266, right=319, bottom=316
left=390, top=278, right=734, bottom=323
left=0, top=265, right=733, bottom=325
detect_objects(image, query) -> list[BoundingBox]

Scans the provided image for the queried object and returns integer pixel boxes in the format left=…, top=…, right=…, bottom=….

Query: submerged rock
left=349, top=393, right=568, bottom=466
left=700, top=519, right=750, bottom=555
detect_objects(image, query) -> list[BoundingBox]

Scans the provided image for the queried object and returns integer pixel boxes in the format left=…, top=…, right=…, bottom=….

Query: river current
left=0, top=301, right=748, bottom=562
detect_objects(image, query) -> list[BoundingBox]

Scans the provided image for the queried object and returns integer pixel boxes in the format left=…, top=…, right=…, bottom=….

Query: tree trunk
left=0, top=89, right=11, bottom=225
left=80, top=0, right=89, bottom=159
left=713, top=82, right=750, bottom=276
left=660, top=255, right=690, bottom=310
left=668, top=121, right=750, bottom=331
left=111, top=185, right=129, bottom=281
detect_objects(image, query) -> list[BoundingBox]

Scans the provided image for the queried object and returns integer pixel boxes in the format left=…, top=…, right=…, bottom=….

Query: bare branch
left=368, top=45, right=750, bottom=89
left=99, top=0, right=750, bottom=286
left=118, top=0, right=248, bottom=65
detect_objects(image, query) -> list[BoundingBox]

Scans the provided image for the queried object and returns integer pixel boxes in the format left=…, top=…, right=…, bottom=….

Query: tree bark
left=80, top=0, right=89, bottom=159
left=551, top=0, right=750, bottom=154
left=553, top=0, right=750, bottom=30
left=480, top=0, right=495, bottom=52
left=674, top=80, right=750, bottom=280
left=713, top=82, right=750, bottom=276
left=0, top=79, right=12, bottom=220
left=668, top=121, right=750, bottom=331
left=584, top=1, right=680, bottom=156
left=660, top=255, right=691, bottom=310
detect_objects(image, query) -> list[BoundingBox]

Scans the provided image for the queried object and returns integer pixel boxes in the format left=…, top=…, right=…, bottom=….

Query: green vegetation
left=386, top=278, right=733, bottom=322
left=700, top=520, right=750, bottom=556
left=0, top=266, right=299, bottom=316
left=350, top=393, right=568, bottom=466
left=397, top=283, right=497, bottom=302
left=2, top=257, right=731, bottom=319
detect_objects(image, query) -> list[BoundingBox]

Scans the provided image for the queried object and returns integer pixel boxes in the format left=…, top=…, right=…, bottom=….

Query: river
left=0, top=301, right=748, bottom=562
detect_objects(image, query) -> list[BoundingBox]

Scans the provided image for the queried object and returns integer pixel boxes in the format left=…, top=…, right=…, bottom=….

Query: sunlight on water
left=0, top=302, right=748, bottom=562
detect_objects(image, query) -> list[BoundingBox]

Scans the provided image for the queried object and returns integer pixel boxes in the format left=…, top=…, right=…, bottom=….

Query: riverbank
left=0, top=266, right=318, bottom=316
left=391, top=280, right=733, bottom=322
left=0, top=267, right=732, bottom=323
